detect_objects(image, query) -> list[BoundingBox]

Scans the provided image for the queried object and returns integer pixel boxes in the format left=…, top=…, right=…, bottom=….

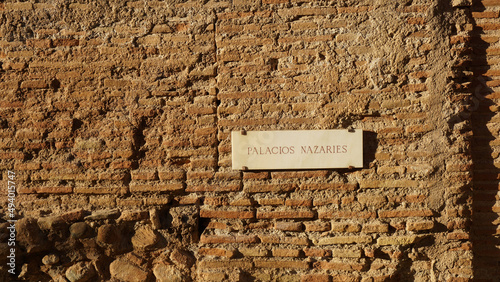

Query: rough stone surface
left=131, top=225, right=159, bottom=250
left=16, top=218, right=49, bottom=253
left=0, top=0, right=497, bottom=281
left=110, top=257, right=151, bottom=282
left=42, top=254, right=60, bottom=265
left=69, top=222, right=88, bottom=239
left=153, top=263, right=184, bottom=282
left=65, top=261, right=96, bottom=282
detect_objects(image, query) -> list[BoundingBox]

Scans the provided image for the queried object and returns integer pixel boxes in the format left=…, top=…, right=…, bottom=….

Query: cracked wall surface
left=0, top=0, right=498, bottom=281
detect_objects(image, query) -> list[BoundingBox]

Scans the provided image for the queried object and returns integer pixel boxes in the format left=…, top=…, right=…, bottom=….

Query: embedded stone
left=84, top=209, right=120, bottom=220
left=65, top=261, right=96, bottom=282
left=70, top=222, right=88, bottom=239
left=377, top=235, right=426, bottom=246
left=60, top=209, right=86, bottom=222
left=153, top=263, right=183, bottom=282
left=38, top=216, right=63, bottom=230
left=131, top=225, right=159, bottom=250
left=149, top=209, right=162, bottom=230
left=110, top=257, right=151, bottom=282
left=451, top=0, right=472, bottom=7
left=119, top=210, right=148, bottom=221
left=17, top=218, right=49, bottom=253
left=170, top=249, right=195, bottom=269
left=96, top=224, right=119, bottom=245
left=42, top=254, right=60, bottom=265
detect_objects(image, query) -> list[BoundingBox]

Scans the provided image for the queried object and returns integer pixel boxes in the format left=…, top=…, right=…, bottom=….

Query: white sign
left=231, top=129, right=363, bottom=170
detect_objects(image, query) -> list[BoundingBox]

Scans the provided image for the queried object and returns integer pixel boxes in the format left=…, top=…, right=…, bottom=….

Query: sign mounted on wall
left=231, top=129, right=363, bottom=170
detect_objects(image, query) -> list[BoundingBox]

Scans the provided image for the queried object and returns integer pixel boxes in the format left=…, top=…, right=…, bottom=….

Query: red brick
left=472, top=11, right=499, bottom=18
left=402, top=83, right=427, bottom=92
left=258, top=198, right=285, bottom=206
left=301, top=274, right=330, bottom=282
left=259, top=234, right=310, bottom=245
left=304, top=222, right=331, bottom=232
left=263, top=0, right=289, bottom=3
left=481, top=0, right=500, bottom=6
left=274, top=221, right=303, bottom=231
left=35, top=187, right=73, bottom=194
left=407, top=220, right=435, bottom=231
left=318, top=211, right=376, bottom=219
left=304, top=248, right=332, bottom=258
left=313, top=260, right=367, bottom=271
left=199, top=248, right=234, bottom=258
left=204, top=197, right=229, bottom=206
left=109, top=160, right=133, bottom=169
left=271, top=170, right=329, bottom=179
left=186, top=183, right=241, bottom=192
left=447, top=232, right=470, bottom=240
left=257, top=210, right=315, bottom=219
left=53, top=39, right=79, bottom=47
left=362, top=223, right=389, bottom=233
left=300, top=183, right=356, bottom=191
left=0, top=151, right=24, bottom=160
left=243, top=172, right=269, bottom=179
left=199, top=260, right=253, bottom=269
left=407, top=17, right=426, bottom=25
left=254, top=259, right=309, bottom=269
left=218, top=118, right=277, bottom=127
left=285, top=199, right=312, bottom=207
left=158, top=171, right=184, bottom=181
left=477, top=23, right=500, bottom=30
left=14, top=162, right=40, bottom=170
left=244, top=183, right=297, bottom=193
left=206, top=222, right=228, bottom=230
left=239, top=247, right=269, bottom=257
left=187, top=171, right=215, bottom=180
left=131, top=170, right=158, bottom=180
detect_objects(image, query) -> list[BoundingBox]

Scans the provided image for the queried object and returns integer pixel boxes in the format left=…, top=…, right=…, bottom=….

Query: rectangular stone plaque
left=231, top=129, right=363, bottom=170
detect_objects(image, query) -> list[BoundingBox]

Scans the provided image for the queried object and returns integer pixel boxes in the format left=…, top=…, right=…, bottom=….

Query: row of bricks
left=207, top=232, right=471, bottom=244
left=7, top=169, right=464, bottom=189
left=204, top=219, right=434, bottom=233
left=200, top=247, right=391, bottom=260
left=199, top=233, right=431, bottom=246
left=198, top=245, right=453, bottom=262
left=203, top=194, right=426, bottom=207
left=207, top=219, right=467, bottom=233
left=198, top=258, right=363, bottom=272
left=10, top=185, right=430, bottom=209
left=214, top=118, right=431, bottom=131
left=0, top=145, right=438, bottom=161
left=216, top=86, right=427, bottom=102
left=200, top=271, right=416, bottom=282
left=198, top=209, right=434, bottom=219
left=0, top=2, right=223, bottom=13
left=14, top=179, right=434, bottom=197
left=4, top=125, right=435, bottom=147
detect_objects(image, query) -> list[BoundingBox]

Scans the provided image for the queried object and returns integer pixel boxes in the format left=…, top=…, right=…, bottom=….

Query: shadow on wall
left=469, top=2, right=500, bottom=280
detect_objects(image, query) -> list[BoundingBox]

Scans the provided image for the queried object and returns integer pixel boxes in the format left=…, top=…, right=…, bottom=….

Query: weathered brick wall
left=0, top=0, right=496, bottom=281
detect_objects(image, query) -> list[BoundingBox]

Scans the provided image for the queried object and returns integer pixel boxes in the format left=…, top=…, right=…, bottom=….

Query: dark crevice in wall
left=469, top=1, right=500, bottom=280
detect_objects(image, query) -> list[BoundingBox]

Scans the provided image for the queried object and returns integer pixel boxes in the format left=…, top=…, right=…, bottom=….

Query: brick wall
left=0, top=0, right=497, bottom=281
